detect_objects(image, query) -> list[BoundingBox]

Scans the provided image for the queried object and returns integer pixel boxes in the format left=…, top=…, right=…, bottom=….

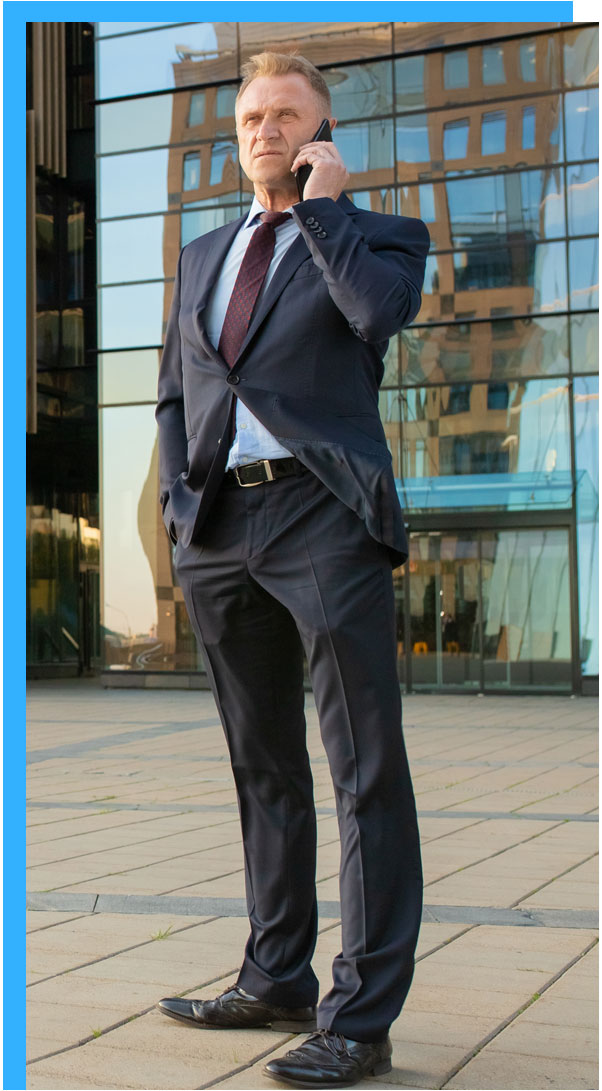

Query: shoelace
left=309, top=1029, right=351, bottom=1059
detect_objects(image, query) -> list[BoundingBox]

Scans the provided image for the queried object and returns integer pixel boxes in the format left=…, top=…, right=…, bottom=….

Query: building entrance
left=396, top=527, right=573, bottom=693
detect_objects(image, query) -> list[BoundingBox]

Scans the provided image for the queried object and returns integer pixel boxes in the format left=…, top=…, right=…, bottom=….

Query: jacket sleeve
left=155, top=248, right=188, bottom=540
left=292, top=197, right=429, bottom=343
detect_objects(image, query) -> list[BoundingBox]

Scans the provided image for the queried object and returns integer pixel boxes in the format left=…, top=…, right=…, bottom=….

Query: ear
left=329, top=117, right=337, bottom=131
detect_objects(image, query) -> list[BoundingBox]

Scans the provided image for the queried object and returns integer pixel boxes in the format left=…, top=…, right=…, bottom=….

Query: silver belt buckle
left=234, top=460, right=274, bottom=487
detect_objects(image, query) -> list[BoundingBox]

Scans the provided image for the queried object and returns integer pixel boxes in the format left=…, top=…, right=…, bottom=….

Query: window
left=182, top=152, right=200, bottom=191
left=209, top=141, right=236, bottom=185
left=481, top=110, right=506, bottom=155
left=519, top=39, right=537, bottom=82
left=216, top=85, right=237, bottom=118
left=188, top=92, right=205, bottom=127
left=522, top=106, right=536, bottom=150
left=482, top=45, right=505, bottom=85
left=443, top=50, right=469, bottom=89
left=443, top=118, right=469, bottom=160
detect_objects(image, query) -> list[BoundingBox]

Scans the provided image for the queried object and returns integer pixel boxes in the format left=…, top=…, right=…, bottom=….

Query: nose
left=256, top=115, right=279, bottom=142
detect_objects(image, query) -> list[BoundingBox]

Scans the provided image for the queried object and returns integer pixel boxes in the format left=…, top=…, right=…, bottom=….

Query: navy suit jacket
left=156, top=193, right=429, bottom=567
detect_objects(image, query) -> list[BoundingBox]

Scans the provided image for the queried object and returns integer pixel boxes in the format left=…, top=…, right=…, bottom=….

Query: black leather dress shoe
left=157, top=984, right=317, bottom=1032
left=263, top=1029, right=392, bottom=1087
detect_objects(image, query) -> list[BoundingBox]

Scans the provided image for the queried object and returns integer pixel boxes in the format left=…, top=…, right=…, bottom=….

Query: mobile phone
left=295, top=118, right=333, bottom=201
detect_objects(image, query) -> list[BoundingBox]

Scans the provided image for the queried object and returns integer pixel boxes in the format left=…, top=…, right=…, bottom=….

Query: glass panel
left=101, top=404, right=200, bottom=671
left=36, top=191, right=56, bottom=305
left=99, top=349, right=162, bottom=405
left=334, top=119, right=394, bottom=180
left=398, top=379, right=572, bottom=511
left=570, top=313, right=599, bottom=374
left=97, top=94, right=175, bottom=154
left=419, top=240, right=568, bottom=323
left=209, top=140, right=237, bottom=185
left=564, top=89, right=599, bottom=161
left=96, top=22, right=186, bottom=36
left=396, top=114, right=430, bottom=167
left=567, top=162, right=599, bottom=236
left=99, top=215, right=173, bottom=284
left=408, top=533, right=481, bottom=690
left=379, top=389, right=402, bottom=477
left=395, top=55, right=426, bottom=112
left=99, top=282, right=167, bottom=349
left=482, top=529, right=572, bottom=689
left=573, top=377, right=599, bottom=677
left=444, top=50, right=469, bottom=89
left=481, top=110, right=506, bottom=156
left=216, top=85, right=237, bottom=117
left=181, top=204, right=242, bottom=247
left=27, top=506, right=80, bottom=664
left=96, top=23, right=238, bottom=99
left=324, top=60, right=393, bottom=121
left=238, top=22, right=393, bottom=67
left=569, top=238, right=599, bottom=311
left=563, top=25, right=599, bottom=88
left=67, top=199, right=85, bottom=301
left=98, top=149, right=170, bottom=218
left=441, top=169, right=565, bottom=248
left=382, top=335, right=400, bottom=387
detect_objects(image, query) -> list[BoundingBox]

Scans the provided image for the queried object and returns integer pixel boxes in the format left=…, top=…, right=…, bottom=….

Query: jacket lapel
left=192, top=214, right=246, bottom=363
left=234, top=232, right=310, bottom=364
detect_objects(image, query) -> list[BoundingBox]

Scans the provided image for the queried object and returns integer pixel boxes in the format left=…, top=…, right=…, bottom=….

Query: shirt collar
left=244, top=195, right=294, bottom=229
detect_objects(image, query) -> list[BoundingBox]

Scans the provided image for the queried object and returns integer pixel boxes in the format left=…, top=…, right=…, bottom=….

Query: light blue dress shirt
left=204, top=196, right=301, bottom=470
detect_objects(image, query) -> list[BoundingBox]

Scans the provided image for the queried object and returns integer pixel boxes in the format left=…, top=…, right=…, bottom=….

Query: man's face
left=236, top=73, right=325, bottom=190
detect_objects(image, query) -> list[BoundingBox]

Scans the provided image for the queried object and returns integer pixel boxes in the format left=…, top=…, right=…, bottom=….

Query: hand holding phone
left=294, top=118, right=333, bottom=201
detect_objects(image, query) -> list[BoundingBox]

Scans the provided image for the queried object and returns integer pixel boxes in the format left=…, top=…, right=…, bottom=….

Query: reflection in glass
left=573, top=376, right=599, bottom=676
left=445, top=169, right=565, bottom=247
left=36, top=191, right=55, bottom=305
left=481, top=110, right=506, bottom=156
left=209, top=141, right=237, bottom=185
left=238, top=21, right=393, bottom=67
left=99, top=149, right=170, bottom=218
left=482, top=45, right=505, bottom=85
left=349, top=189, right=395, bottom=215
left=565, top=89, right=599, bottom=161
left=96, top=23, right=237, bottom=99
left=100, top=282, right=166, bottom=349
left=216, top=85, right=237, bottom=117
left=443, top=118, right=469, bottom=160
left=569, top=238, right=599, bottom=310
left=27, top=506, right=80, bottom=664
left=97, top=94, right=175, bottom=154
left=444, top=50, right=468, bottom=89
left=324, top=61, right=393, bottom=121
left=482, top=529, right=571, bottom=689
left=570, top=313, right=599, bottom=374
left=99, top=215, right=172, bottom=284
left=398, top=379, right=572, bottom=511
left=395, top=55, right=425, bottom=112
left=334, top=119, right=394, bottom=177
left=567, top=162, right=599, bottom=236
left=101, top=404, right=200, bottom=671
left=100, top=349, right=162, bottom=405
left=563, top=25, right=599, bottom=88
left=181, top=205, right=242, bottom=246
left=408, top=533, right=481, bottom=690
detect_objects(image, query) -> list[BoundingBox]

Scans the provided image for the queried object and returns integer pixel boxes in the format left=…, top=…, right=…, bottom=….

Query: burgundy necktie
left=218, top=210, right=292, bottom=368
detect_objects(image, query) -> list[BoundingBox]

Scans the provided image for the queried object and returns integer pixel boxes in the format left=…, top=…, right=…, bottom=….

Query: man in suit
left=156, top=51, right=429, bottom=1088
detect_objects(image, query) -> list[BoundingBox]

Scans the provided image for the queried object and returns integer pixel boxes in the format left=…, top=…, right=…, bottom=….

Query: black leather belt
left=225, top=457, right=305, bottom=487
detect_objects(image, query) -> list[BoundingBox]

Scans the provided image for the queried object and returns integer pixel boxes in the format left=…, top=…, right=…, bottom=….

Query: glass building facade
left=92, top=19, right=598, bottom=692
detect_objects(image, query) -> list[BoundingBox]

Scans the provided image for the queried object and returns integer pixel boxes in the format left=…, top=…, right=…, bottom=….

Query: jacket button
left=316, top=230, right=327, bottom=239
left=227, top=373, right=240, bottom=385
left=305, top=216, right=316, bottom=226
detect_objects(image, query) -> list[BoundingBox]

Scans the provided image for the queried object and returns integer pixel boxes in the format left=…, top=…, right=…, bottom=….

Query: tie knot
left=260, top=211, right=292, bottom=228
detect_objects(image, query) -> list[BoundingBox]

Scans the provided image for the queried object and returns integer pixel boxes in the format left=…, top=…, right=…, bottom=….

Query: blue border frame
left=5, top=2, right=574, bottom=1088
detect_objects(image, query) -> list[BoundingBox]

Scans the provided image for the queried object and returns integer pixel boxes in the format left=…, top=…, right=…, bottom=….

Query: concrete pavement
left=26, top=681, right=598, bottom=1090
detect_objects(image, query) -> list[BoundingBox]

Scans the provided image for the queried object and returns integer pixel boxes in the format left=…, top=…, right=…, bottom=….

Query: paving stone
left=483, top=1019, right=597, bottom=1060
left=445, top=1050, right=598, bottom=1089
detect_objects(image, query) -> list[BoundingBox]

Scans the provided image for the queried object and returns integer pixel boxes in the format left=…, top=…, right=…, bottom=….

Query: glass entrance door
left=407, top=532, right=481, bottom=689
left=402, top=526, right=572, bottom=692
